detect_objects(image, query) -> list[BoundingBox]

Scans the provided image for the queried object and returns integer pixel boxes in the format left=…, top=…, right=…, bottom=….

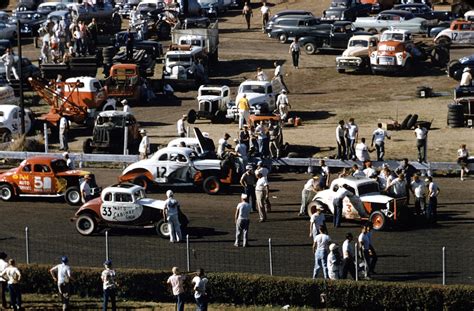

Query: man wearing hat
left=138, top=129, right=150, bottom=160
left=80, top=175, right=93, bottom=203
left=101, top=259, right=116, bottom=311
left=276, top=89, right=291, bottom=121
left=50, top=256, right=72, bottom=311
left=121, top=99, right=131, bottom=113
left=460, top=67, right=472, bottom=86
left=63, top=152, right=75, bottom=170
left=0, top=252, right=7, bottom=309
left=177, top=115, right=187, bottom=138
left=235, top=193, right=251, bottom=247
left=300, top=175, right=320, bottom=216
left=240, top=165, right=257, bottom=212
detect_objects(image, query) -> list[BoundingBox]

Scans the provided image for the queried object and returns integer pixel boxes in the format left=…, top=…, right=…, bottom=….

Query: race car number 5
left=102, top=206, right=112, bottom=217
left=34, top=176, right=52, bottom=190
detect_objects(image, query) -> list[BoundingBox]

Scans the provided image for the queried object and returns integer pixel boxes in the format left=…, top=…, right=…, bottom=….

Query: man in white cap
left=460, top=67, right=472, bottom=86
left=276, top=89, right=291, bottom=121
left=63, top=152, right=75, bottom=170
left=163, top=190, right=182, bottom=243
left=300, top=175, right=320, bottom=216
left=234, top=193, right=251, bottom=247
left=121, top=99, right=131, bottom=113
left=138, top=129, right=150, bottom=160
left=177, top=115, right=187, bottom=138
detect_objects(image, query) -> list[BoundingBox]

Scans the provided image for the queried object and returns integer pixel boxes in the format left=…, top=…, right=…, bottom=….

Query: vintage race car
left=307, top=176, right=407, bottom=230
left=0, top=156, right=100, bottom=206
left=119, top=129, right=236, bottom=194
left=73, top=183, right=188, bottom=238
left=435, top=20, right=474, bottom=46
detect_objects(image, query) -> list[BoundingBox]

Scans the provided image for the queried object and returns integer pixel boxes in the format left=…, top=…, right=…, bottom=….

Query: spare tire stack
left=447, top=103, right=465, bottom=128
left=102, top=46, right=115, bottom=75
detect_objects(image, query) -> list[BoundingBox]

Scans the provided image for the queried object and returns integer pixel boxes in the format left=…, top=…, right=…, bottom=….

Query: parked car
left=353, top=9, right=428, bottom=34
left=10, top=11, right=48, bottom=37
left=0, top=22, right=18, bottom=41
left=393, top=3, right=451, bottom=21
left=336, top=34, right=379, bottom=72
left=265, top=10, right=314, bottom=34
left=321, top=0, right=372, bottom=22
left=0, top=11, right=10, bottom=24
left=0, top=156, right=100, bottom=206
left=37, top=2, right=68, bottom=14
left=434, top=20, right=474, bottom=46
left=73, top=183, right=189, bottom=237
left=0, top=104, right=33, bottom=142
left=187, top=85, right=230, bottom=124
left=308, top=176, right=407, bottom=230
left=16, top=0, right=44, bottom=12
left=361, top=0, right=396, bottom=13
left=448, top=54, right=474, bottom=81
left=268, top=15, right=332, bottom=43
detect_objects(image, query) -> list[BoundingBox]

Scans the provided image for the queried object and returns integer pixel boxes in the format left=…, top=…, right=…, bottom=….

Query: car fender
left=120, top=168, right=154, bottom=183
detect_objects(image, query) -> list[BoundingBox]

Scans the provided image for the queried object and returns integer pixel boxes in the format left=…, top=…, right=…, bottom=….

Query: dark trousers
left=414, top=196, right=425, bottom=216
left=195, top=295, right=208, bottom=311
left=245, top=185, right=256, bottom=211
left=291, top=51, right=299, bottom=68
left=333, top=198, right=343, bottom=227
left=342, top=257, right=356, bottom=279
left=59, top=282, right=71, bottom=309
left=427, top=196, right=437, bottom=223
left=375, top=141, right=385, bottom=161
left=262, top=13, right=269, bottom=28
left=176, top=293, right=185, bottom=311
left=337, top=139, right=346, bottom=160
left=244, top=15, right=251, bottom=29
left=369, top=245, right=378, bottom=273
left=126, top=44, right=134, bottom=59
left=7, top=284, right=21, bottom=310
left=103, top=288, right=116, bottom=311
left=347, top=138, right=356, bottom=160
left=1, top=281, right=7, bottom=308
left=417, top=139, right=427, bottom=162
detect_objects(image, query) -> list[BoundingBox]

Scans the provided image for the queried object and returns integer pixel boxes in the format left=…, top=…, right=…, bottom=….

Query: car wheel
left=83, top=138, right=93, bottom=154
left=202, top=176, right=221, bottom=195
left=307, top=200, right=325, bottom=217
left=155, top=219, right=170, bottom=239
left=65, top=186, right=82, bottom=206
left=1, top=131, right=12, bottom=143
left=337, top=68, right=345, bottom=73
left=370, top=211, right=386, bottom=231
left=368, top=28, right=378, bottom=34
left=187, top=109, right=197, bottom=124
left=0, top=184, right=15, bottom=201
left=278, top=33, right=288, bottom=44
left=132, top=176, right=149, bottom=190
left=448, top=60, right=462, bottom=80
left=76, top=214, right=97, bottom=236
left=304, top=43, right=316, bottom=55
left=435, top=36, right=451, bottom=46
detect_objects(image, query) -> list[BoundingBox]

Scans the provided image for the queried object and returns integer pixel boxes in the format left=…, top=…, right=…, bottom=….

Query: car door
left=154, top=152, right=171, bottom=183
left=331, top=24, right=352, bottom=48
left=101, top=191, right=143, bottom=223
left=31, top=163, right=56, bottom=194
left=16, top=163, right=33, bottom=193
left=10, top=107, right=20, bottom=135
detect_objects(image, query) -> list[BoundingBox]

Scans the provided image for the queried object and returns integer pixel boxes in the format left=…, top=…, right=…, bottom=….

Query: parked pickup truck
left=322, top=0, right=372, bottom=22
left=336, top=34, right=379, bottom=73
left=187, top=85, right=230, bottom=124
left=299, top=21, right=370, bottom=54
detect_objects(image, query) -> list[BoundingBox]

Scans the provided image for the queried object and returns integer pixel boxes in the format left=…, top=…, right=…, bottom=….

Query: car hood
left=193, top=159, right=221, bottom=170
left=197, top=95, right=221, bottom=101
left=342, top=46, right=369, bottom=57
left=360, top=193, right=393, bottom=204
left=56, top=170, right=92, bottom=177
left=138, top=198, right=166, bottom=210
left=0, top=167, right=17, bottom=179
left=459, top=54, right=474, bottom=65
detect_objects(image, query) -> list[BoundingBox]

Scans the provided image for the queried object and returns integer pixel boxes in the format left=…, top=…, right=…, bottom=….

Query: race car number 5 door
left=101, top=192, right=143, bottom=222
left=30, top=164, right=56, bottom=194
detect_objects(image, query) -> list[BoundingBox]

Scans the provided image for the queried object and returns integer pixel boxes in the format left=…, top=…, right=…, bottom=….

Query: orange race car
left=0, top=156, right=100, bottom=206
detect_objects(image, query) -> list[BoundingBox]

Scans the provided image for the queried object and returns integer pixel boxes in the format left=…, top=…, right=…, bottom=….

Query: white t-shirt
left=218, top=138, right=230, bottom=156
left=256, top=71, right=268, bottom=81
left=303, top=178, right=317, bottom=191
left=428, top=182, right=439, bottom=197
left=59, top=117, right=68, bottom=131
left=260, top=5, right=269, bottom=14
left=236, top=202, right=251, bottom=219
left=457, top=148, right=468, bottom=158
left=276, top=93, right=288, bottom=106
left=342, top=239, right=354, bottom=259
left=460, top=71, right=472, bottom=86
left=51, top=263, right=71, bottom=285
left=346, top=123, right=358, bottom=140
left=255, top=166, right=269, bottom=178
left=101, top=268, right=116, bottom=290
left=358, top=232, right=369, bottom=250
left=314, top=233, right=331, bottom=252
left=177, top=119, right=185, bottom=135
left=336, top=125, right=345, bottom=142
left=274, top=65, right=282, bottom=77
left=192, top=276, right=208, bottom=299
left=310, top=213, right=325, bottom=240
left=139, top=135, right=150, bottom=154
left=1, top=266, right=21, bottom=284
left=411, top=180, right=426, bottom=198
left=235, top=143, right=247, bottom=158
left=165, top=198, right=180, bottom=217
left=363, top=167, right=376, bottom=178
left=80, top=181, right=91, bottom=199
left=373, top=128, right=389, bottom=143
left=255, top=177, right=268, bottom=191
left=167, top=274, right=185, bottom=296
left=0, top=259, right=8, bottom=283
left=388, top=178, right=406, bottom=196
left=414, top=127, right=427, bottom=140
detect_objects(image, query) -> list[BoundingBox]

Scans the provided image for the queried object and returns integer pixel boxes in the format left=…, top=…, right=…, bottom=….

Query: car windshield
left=51, top=159, right=69, bottom=172
left=349, top=39, right=369, bottom=47
left=200, top=89, right=221, bottom=96
left=97, top=115, right=125, bottom=126
left=358, top=182, right=380, bottom=195
left=167, top=55, right=192, bottom=63
left=381, top=32, right=405, bottom=41
left=241, top=85, right=266, bottom=94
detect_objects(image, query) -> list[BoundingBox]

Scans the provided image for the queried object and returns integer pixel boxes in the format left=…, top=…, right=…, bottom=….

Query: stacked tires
left=447, top=103, right=465, bottom=128
left=102, top=46, right=115, bottom=75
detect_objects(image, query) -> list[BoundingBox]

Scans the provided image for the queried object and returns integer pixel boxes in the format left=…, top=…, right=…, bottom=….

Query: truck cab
left=370, top=29, right=415, bottom=73
left=336, top=34, right=379, bottom=72
left=162, top=46, right=207, bottom=85
left=187, top=85, right=230, bottom=123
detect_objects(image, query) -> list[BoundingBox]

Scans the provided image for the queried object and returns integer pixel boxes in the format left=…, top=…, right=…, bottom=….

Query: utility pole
left=17, top=19, right=25, bottom=134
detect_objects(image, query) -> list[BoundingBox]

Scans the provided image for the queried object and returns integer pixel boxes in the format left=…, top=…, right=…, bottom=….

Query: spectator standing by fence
left=177, top=115, right=187, bottom=138
left=342, top=233, right=356, bottom=279
left=163, top=190, right=182, bottom=243
left=101, top=259, right=116, bottom=311
left=167, top=267, right=186, bottom=311
left=0, top=259, right=21, bottom=311
left=0, top=252, right=7, bottom=309
left=457, top=144, right=470, bottom=181
left=235, top=193, right=251, bottom=247
left=425, top=177, right=440, bottom=224
left=59, top=115, right=69, bottom=151
left=50, top=256, right=72, bottom=311
left=242, top=2, right=252, bottom=30
left=192, top=268, right=209, bottom=311
left=312, top=226, right=331, bottom=279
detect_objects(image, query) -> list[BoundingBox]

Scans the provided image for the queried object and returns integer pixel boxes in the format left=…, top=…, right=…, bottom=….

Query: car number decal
left=101, top=204, right=143, bottom=222
left=34, top=176, right=52, bottom=192
left=156, top=166, right=167, bottom=178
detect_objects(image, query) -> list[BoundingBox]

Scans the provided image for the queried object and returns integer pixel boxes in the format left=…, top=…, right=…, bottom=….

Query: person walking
left=138, top=129, right=150, bottom=159
left=59, top=115, right=70, bottom=151
left=235, top=193, right=251, bottom=247
left=0, top=259, right=21, bottom=311
left=177, top=115, right=187, bottom=137
left=163, top=190, right=182, bottom=243
left=371, top=123, right=390, bottom=161
left=272, top=61, right=289, bottom=93
left=237, top=94, right=250, bottom=130
left=80, top=174, right=93, bottom=203
left=425, top=176, right=440, bottom=224
left=255, top=172, right=269, bottom=222
left=312, top=226, right=331, bottom=279
left=192, top=268, right=208, bottom=311
left=0, top=252, right=8, bottom=309
left=101, top=259, right=116, bottom=311
left=242, top=2, right=252, bottom=30
left=300, top=175, right=319, bottom=216
left=319, top=160, right=330, bottom=189
left=289, top=38, right=301, bottom=69
left=336, top=120, right=346, bottom=160
left=260, top=2, right=270, bottom=32
left=0, top=48, right=19, bottom=82
left=341, top=233, right=356, bottom=279
left=355, top=138, right=372, bottom=162
left=240, top=165, right=257, bottom=211
left=358, top=225, right=371, bottom=279
left=410, top=174, right=426, bottom=216
left=167, top=267, right=186, bottom=311
left=50, top=256, right=72, bottom=311
left=276, top=90, right=291, bottom=121
left=457, top=144, right=470, bottom=181
left=366, top=224, right=378, bottom=275
left=414, top=124, right=428, bottom=163
left=346, top=118, right=358, bottom=160
left=309, top=206, right=326, bottom=238
left=327, top=243, right=342, bottom=280
left=332, top=185, right=353, bottom=228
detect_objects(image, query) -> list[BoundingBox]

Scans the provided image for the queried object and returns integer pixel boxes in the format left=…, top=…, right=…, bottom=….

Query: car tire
left=83, top=138, right=93, bottom=154
left=155, top=219, right=170, bottom=239
left=307, top=200, right=327, bottom=217
left=76, top=214, right=97, bottom=236
left=65, top=186, right=82, bottom=206
left=337, top=68, right=345, bottom=73
left=400, top=114, right=412, bottom=130
left=447, top=60, right=462, bottom=80
left=370, top=210, right=386, bottom=231
left=132, top=176, right=150, bottom=190
left=303, top=43, right=317, bottom=55
left=202, top=176, right=221, bottom=195
left=187, top=109, right=197, bottom=124
left=435, top=36, right=451, bottom=46
left=278, top=33, right=288, bottom=44
left=0, top=184, right=15, bottom=201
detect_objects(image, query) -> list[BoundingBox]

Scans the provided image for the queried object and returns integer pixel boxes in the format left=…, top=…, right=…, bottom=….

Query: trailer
left=171, top=20, right=219, bottom=63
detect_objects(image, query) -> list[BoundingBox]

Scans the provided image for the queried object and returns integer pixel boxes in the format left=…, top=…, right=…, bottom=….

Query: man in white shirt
left=192, top=268, right=208, bottom=310
left=289, top=38, right=300, bottom=68
left=336, top=120, right=347, bottom=160
left=235, top=193, right=251, bottom=247
left=121, top=99, right=131, bottom=113
left=80, top=175, right=93, bottom=203
left=0, top=259, right=21, bottom=310
left=50, top=256, right=72, bottom=311
left=0, top=252, right=8, bottom=309
left=217, top=133, right=232, bottom=159
left=460, top=67, right=472, bottom=86
left=276, top=90, right=291, bottom=121
left=352, top=164, right=365, bottom=178
left=425, top=176, right=440, bottom=224
left=101, top=259, right=116, bottom=311
left=59, top=116, right=69, bottom=151
left=386, top=173, right=407, bottom=198
left=300, top=176, right=320, bottom=216
left=312, top=226, right=331, bottom=279
left=234, top=139, right=248, bottom=173
left=371, top=123, right=391, bottom=161
left=260, top=2, right=270, bottom=32
left=256, top=67, right=268, bottom=81
left=309, top=205, right=326, bottom=238
left=177, top=115, right=187, bottom=138
left=358, top=225, right=371, bottom=279
left=342, top=233, right=355, bottom=279
left=363, top=161, right=376, bottom=178
left=410, top=174, right=426, bottom=216
left=167, top=267, right=186, bottom=311
left=163, top=190, right=182, bottom=243
left=355, top=138, right=372, bottom=162
left=332, top=185, right=353, bottom=228
left=346, top=118, right=358, bottom=160
left=255, top=173, right=269, bottom=222
left=138, top=129, right=150, bottom=159
left=414, top=124, right=428, bottom=163
left=63, top=152, right=75, bottom=170
left=272, top=61, right=289, bottom=92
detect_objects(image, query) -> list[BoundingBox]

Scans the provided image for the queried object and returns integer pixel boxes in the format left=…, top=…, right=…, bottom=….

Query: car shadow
left=186, top=227, right=228, bottom=239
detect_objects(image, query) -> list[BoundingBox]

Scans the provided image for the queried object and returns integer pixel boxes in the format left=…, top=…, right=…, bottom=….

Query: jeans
left=235, top=218, right=249, bottom=246
left=167, top=214, right=182, bottom=243
left=244, top=15, right=251, bottom=29
left=427, top=196, right=437, bottom=223
left=337, top=139, right=346, bottom=160
left=291, top=51, right=299, bottom=67
left=300, top=189, right=313, bottom=215
left=375, top=141, right=385, bottom=161
left=347, top=138, right=356, bottom=159
left=196, top=295, right=208, bottom=311
left=8, top=284, right=21, bottom=310
left=417, top=139, right=427, bottom=162
left=244, top=185, right=256, bottom=211
left=103, top=287, right=116, bottom=311
left=176, top=293, right=185, bottom=311
left=259, top=137, right=270, bottom=157
left=60, top=130, right=68, bottom=150
left=333, top=198, right=343, bottom=227
left=414, top=196, right=425, bottom=216
left=361, top=248, right=371, bottom=278
left=313, top=249, right=328, bottom=279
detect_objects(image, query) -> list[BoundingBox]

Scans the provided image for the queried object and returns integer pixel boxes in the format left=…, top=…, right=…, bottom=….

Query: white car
left=308, top=177, right=407, bottom=230
left=187, top=85, right=230, bottom=124
left=0, top=104, right=33, bottom=142
left=354, top=10, right=428, bottom=34
left=435, top=20, right=474, bottom=46
left=336, top=35, right=379, bottom=73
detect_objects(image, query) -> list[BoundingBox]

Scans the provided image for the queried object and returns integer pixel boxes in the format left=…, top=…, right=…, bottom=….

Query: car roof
left=47, top=10, right=70, bottom=18
left=156, top=146, right=195, bottom=156
left=240, top=80, right=270, bottom=86
left=349, top=35, right=378, bottom=41
left=23, top=156, right=62, bottom=164
left=333, top=176, right=377, bottom=186
left=395, top=3, right=429, bottom=8
left=276, top=15, right=317, bottom=21
left=98, top=110, right=133, bottom=118
left=103, top=183, right=143, bottom=193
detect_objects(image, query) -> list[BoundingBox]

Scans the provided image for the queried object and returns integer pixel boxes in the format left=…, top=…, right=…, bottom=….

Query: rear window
left=358, top=182, right=380, bottom=195
left=114, top=192, right=133, bottom=202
